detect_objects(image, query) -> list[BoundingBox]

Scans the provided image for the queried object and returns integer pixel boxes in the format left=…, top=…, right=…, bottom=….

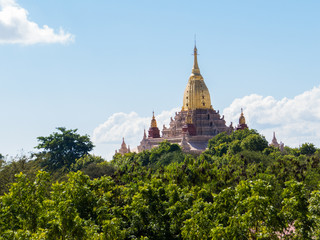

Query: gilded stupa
left=182, top=45, right=212, bottom=111
left=137, top=44, right=234, bottom=153
left=236, top=108, right=248, bottom=130
left=148, top=111, right=160, bottom=138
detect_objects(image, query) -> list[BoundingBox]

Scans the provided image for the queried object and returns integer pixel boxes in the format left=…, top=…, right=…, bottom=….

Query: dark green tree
left=300, top=143, right=316, bottom=156
left=241, top=134, right=268, bottom=152
left=35, top=127, right=94, bottom=171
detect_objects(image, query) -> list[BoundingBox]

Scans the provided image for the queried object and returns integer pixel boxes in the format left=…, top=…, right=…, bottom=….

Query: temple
left=115, top=138, right=131, bottom=154
left=136, top=45, right=236, bottom=154
left=269, top=132, right=285, bottom=151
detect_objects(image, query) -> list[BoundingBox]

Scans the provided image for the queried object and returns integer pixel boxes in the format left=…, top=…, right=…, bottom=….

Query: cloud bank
left=0, top=0, right=74, bottom=45
left=223, top=86, right=320, bottom=147
left=92, top=108, right=179, bottom=159
left=93, top=86, right=320, bottom=159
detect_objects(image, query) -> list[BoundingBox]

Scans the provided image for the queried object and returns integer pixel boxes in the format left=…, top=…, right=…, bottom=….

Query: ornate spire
left=151, top=111, right=157, bottom=128
left=192, top=44, right=200, bottom=75
left=236, top=108, right=248, bottom=130
left=270, top=132, right=280, bottom=148
left=239, top=108, right=246, bottom=125
left=121, top=137, right=126, bottom=148
left=182, top=43, right=212, bottom=111
left=118, top=137, right=129, bottom=154
left=148, top=111, right=160, bottom=138
left=143, top=128, right=147, bottom=139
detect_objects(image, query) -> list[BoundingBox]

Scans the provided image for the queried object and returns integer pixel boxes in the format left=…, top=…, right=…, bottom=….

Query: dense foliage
left=1, top=129, right=320, bottom=239
left=35, top=127, right=94, bottom=171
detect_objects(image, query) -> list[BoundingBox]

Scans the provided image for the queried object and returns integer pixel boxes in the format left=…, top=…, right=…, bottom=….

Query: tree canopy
left=35, top=127, right=94, bottom=171
left=1, top=128, right=320, bottom=239
left=300, top=143, right=317, bottom=156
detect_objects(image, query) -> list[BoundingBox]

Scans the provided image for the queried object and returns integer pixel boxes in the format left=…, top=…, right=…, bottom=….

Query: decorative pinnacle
left=239, top=108, right=246, bottom=125
left=192, top=43, right=200, bottom=75
left=151, top=111, right=157, bottom=128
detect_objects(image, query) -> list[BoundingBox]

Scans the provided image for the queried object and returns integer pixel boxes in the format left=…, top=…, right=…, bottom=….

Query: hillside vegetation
left=1, top=128, right=320, bottom=239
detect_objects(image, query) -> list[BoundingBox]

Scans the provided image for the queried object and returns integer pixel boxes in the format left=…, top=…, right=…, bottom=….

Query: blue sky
left=1, top=0, right=320, bottom=159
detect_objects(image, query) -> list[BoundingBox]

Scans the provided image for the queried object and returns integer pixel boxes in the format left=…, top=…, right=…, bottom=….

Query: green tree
left=233, top=179, right=282, bottom=239
left=35, top=127, right=94, bottom=171
left=206, top=129, right=267, bottom=157
left=309, top=188, right=320, bottom=238
left=300, top=143, right=316, bottom=156
left=0, top=171, right=50, bottom=234
left=0, top=154, right=41, bottom=195
left=281, top=180, right=313, bottom=239
left=125, top=179, right=171, bottom=239
left=228, top=139, right=242, bottom=154
left=43, top=171, right=100, bottom=239
left=241, top=134, right=268, bottom=152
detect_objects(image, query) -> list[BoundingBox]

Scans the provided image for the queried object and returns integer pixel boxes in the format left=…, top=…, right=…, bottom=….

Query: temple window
left=203, top=103, right=205, bottom=106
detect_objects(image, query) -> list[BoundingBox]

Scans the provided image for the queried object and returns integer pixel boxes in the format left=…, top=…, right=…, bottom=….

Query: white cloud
left=223, top=86, right=320, bottom=148
left=92, top=108, right=179, bottom=159
left=0, top=0, right=74, bottom=45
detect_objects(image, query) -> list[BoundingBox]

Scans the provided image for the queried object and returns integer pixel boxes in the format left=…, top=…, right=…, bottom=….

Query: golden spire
left=239, top=108, right=246, bottom=125
left=182, top=43, right=212, bottom=111
left=192, top=44, right=200, bottom=75
left=151, top=111, right=157, bottom=128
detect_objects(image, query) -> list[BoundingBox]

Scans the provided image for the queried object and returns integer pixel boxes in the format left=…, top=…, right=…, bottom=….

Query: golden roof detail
left=182, top=45, right=212, bottom=111
left=151, top=111, right=157, bottom=128
left=239, top=108, right=246, bottom=125
left=186, top=111, right=193, bottom=124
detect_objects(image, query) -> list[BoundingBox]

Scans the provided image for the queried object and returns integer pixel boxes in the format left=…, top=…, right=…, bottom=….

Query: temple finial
left=192, top=41, right=200, bottom=75
left=151, top=111, right=157, bottom=128
left=239, top=108, right=246, bottom=125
